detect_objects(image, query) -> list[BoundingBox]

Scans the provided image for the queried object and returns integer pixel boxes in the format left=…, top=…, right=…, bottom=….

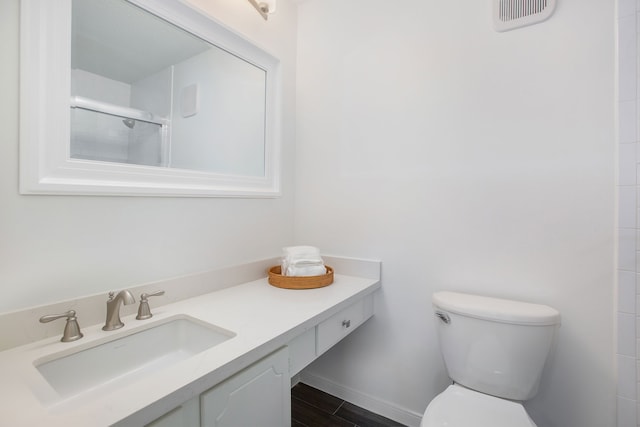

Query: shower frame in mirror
left=20, top=0, right=281, bottom=197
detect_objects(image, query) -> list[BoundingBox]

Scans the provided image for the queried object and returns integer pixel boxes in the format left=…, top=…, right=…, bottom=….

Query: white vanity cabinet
left=144, top=347, right=290, bottom=427
left=145, top=397, right=199, bottom=427
left=200, top=346, right=290, bottom=427
left=288, top=327, right=317, bottom=377
left=143, top=294, right=375, bottom=427
left=0, top=259, right=381, bottom=427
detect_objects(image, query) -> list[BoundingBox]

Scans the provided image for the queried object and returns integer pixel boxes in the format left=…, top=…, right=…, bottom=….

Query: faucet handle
left=136, top=290, right=165, bottom=320
left=143, top=290, right=165, bottom=299
left=39, top=310, right=83, bottom=342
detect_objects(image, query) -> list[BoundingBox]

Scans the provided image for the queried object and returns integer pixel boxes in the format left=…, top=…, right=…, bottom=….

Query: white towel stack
left=281, top=246, right=326, bottom=277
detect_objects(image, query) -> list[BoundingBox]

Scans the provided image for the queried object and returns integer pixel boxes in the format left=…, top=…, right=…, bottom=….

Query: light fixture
left=248, top=0, right=276, bottom=20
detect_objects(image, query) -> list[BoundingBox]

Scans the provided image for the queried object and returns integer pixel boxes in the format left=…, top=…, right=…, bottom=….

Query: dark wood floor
left=292, top=383, right=407, bottom=427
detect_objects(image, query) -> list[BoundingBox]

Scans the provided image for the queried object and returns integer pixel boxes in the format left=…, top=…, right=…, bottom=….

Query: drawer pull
left=342, top=319, right=351, bottom=328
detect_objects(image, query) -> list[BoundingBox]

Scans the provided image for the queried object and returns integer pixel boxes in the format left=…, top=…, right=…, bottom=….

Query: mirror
left=20, top=0, right=281, bottom=197
left=71, top=0, right=267, bottom=176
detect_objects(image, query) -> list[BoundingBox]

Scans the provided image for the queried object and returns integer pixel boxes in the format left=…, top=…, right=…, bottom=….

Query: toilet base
left=420, top=384, right=537, bottom=427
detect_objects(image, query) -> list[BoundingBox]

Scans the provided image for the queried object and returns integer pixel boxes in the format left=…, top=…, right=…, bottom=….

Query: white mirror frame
left=20, top=0, right=281, bottom=197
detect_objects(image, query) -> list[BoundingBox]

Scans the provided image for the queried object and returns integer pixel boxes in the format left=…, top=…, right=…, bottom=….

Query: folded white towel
left=286, top=265, right=327, bottom=277
left=281, top=246, right=325, bottom=277
left=287, top=258, right=323, bottom=267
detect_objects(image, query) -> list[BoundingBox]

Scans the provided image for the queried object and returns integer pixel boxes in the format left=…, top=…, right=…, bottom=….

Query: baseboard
left=299, top=371, right=423, bottom=427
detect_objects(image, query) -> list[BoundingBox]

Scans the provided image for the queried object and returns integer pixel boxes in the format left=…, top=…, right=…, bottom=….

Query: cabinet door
left=145, top=396, right=199, bottom=427
left=201, top=346, right=290, bottom=427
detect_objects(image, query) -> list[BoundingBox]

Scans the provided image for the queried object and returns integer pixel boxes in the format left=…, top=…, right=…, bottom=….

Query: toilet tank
left=432, top=291, right=560, bottom=401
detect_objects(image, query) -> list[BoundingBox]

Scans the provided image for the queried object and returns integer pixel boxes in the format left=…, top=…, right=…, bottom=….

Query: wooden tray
left=268, top=265, right=334, bottom=289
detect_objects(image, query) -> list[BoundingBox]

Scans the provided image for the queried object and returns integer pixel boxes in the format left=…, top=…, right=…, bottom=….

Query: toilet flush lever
left=136, top=290, right=165, bottom=320
left=435, top=311, right=451, bottom=324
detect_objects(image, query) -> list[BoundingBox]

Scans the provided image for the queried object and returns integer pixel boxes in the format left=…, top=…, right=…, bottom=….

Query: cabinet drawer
left=316, top=299, right=367, bottom=356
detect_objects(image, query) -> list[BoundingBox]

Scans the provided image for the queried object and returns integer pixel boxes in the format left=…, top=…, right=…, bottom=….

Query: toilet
left=421, top=291, right=561, bottom=427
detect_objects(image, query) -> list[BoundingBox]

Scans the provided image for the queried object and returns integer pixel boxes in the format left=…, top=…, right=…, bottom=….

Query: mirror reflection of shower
left=70, top=103, right=168, bottom=168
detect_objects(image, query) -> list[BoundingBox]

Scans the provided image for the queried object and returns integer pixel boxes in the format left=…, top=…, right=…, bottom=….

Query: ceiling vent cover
left=493, top=0, right=556, bottom=32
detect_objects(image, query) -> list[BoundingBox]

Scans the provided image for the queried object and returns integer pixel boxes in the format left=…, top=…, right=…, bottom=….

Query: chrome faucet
left=102, top=290, right=136, bottom=331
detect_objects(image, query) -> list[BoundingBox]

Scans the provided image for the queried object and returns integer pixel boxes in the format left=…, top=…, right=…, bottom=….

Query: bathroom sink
left=34, top=316, right=235, bottom=403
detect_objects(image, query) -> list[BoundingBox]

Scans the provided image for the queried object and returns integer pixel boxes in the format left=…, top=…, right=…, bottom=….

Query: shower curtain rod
left=70, top=96, right=168, bottom=126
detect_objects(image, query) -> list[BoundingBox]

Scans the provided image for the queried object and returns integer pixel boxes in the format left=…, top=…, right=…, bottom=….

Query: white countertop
left=0, top=273, right=380, bottom=427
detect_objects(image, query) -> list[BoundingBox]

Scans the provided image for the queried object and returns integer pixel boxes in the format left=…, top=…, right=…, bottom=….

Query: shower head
left=122, top=118, right=135, bottom=129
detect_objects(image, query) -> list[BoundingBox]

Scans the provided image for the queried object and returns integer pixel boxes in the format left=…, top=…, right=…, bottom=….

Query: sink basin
left=34, top=316, right=235, bottom=403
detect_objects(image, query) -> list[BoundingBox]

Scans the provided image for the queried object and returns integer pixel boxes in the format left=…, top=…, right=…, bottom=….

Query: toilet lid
left=421, top=384, right=537, bottom=427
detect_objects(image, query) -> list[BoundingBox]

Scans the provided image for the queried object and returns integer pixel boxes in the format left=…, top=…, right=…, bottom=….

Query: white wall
left=0, top=0, right=297, bottom=312
left=617, top=0, right=640, bottom=424
left=295, top=1, right=616, bottom=426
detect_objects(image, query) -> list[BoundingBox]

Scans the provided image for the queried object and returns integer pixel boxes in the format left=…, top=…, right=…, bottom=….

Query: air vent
left=494, top=0, right=556, bottom=32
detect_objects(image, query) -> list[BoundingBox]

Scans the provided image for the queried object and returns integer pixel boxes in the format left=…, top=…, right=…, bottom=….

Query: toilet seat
left=420, top=384, right=537, bottom=427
